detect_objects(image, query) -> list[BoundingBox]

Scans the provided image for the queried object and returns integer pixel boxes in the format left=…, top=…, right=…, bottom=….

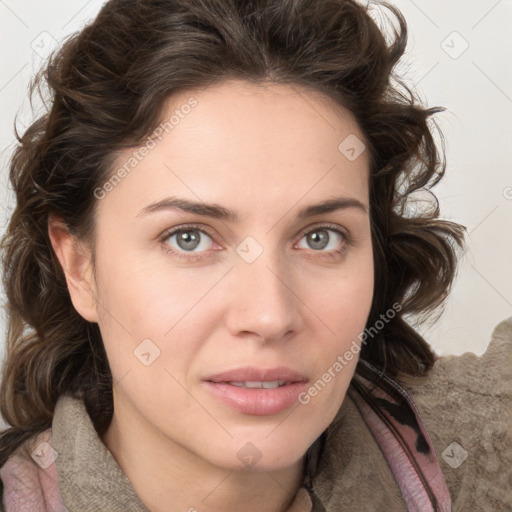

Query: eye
left=160, top=225, right=215, bottom=255
left=296, top=224, right=349, bottom=253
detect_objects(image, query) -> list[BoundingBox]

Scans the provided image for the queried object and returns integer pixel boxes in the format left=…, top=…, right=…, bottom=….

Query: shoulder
left=0, top=409, right=70, bottom=511
left=0, top=429, right=60, bottom=511
left=403, top=316, right=512, bottom=511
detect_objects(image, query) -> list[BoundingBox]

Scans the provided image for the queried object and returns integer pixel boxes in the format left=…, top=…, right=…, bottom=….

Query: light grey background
left=1, top=0, right=511, bottom=362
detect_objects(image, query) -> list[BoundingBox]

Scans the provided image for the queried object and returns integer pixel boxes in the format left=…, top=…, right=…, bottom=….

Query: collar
left=52, top=394, right=149, bottom=511
left=52, top=395, right=316, bottom=511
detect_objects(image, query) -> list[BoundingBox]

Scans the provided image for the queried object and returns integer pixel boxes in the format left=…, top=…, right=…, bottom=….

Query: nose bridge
left=224, top=237, right=301, bottom=341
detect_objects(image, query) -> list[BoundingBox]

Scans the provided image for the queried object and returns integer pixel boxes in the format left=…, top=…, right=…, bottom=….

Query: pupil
left=308, top=230, right=328, bottom=250
left=177, top=230, right=200, bottom=250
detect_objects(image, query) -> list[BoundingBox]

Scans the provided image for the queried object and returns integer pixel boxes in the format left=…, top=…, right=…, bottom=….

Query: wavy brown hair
left=0, top=0, right=465, bottom=474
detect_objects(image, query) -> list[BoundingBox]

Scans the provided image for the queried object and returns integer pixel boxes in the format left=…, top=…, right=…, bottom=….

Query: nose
left=223, top=246, right=303, bottom=343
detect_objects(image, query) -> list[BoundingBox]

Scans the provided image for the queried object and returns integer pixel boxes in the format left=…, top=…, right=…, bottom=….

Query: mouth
left=202, top=367, right=308, bottom=415
left=204, top=366, right=307, bottom=384
left=227, top=380, right=290, bottom=389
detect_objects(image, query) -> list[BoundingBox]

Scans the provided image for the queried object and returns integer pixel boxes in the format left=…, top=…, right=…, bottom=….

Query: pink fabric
left=0, top=429, right=67, bottom=512
left=349, top=361, right=452, bottom=512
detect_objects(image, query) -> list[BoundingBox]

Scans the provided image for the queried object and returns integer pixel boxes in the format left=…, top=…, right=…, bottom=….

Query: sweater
left=1, top=316, right=511, bottom=511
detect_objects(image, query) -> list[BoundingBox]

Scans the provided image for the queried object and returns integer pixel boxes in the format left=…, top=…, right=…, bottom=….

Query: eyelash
left=158, top=223, right=353, bottom=262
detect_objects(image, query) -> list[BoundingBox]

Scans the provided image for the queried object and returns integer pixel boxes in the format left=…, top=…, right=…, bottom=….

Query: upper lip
left=204, top=366, right=308, bottom=383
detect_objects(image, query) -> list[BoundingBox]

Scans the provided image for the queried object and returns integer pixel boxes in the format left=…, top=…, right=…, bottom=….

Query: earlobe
left=47, top=213, right=99, bottom=323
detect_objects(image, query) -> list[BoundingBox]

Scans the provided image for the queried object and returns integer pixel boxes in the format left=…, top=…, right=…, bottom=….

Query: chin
left=207, top=431, right=314, bottom=473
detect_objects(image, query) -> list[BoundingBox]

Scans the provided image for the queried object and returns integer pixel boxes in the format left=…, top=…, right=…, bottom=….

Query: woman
left=0, top=0, right=510, bottom=511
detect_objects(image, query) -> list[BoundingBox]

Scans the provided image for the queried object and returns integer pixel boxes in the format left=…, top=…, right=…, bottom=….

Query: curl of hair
left=0, top=0, right=466, bottom=476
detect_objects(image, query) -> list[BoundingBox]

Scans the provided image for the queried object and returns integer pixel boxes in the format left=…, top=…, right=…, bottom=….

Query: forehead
left=162, top=78, right=366, bottom=164
left=99, top=79, right=370, bottom=221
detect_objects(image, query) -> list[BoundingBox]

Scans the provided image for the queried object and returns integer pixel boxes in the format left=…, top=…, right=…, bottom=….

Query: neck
left=101, top=400, right=311, bottom=512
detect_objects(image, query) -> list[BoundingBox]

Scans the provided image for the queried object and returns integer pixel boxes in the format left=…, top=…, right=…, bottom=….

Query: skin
left=49, top=79, right=374, bottom=512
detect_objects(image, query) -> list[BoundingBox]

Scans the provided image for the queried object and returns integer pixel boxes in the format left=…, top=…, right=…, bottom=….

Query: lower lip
left=203, top=381, right=308, bottom=415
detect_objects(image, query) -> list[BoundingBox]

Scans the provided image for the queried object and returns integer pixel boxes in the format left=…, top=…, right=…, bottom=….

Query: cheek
left=300, top=283, right=373, bottom=426
left=302, top=253, right=374, bottom=393
left=313, top=277, right=373, bottom=373
left=93, top=252, right=222, bottom=380
left=310, top=255, right=374, bottom=331
left=95, top=242, right=202, bottom=330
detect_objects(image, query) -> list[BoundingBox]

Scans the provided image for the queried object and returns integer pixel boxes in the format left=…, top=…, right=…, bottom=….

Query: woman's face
left=89, top=79, right=374, bottom=471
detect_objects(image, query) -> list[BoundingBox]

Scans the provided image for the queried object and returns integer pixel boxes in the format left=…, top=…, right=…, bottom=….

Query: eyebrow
left=136, top=195, right=368, bottom=221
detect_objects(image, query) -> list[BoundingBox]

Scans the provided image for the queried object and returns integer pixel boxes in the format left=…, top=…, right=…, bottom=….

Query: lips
left=204, top=366, right=308, bottom=384
left=202, top=366, right=308, bottom=415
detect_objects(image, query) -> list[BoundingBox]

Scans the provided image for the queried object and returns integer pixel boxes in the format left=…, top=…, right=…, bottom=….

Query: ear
left=48, top=213, right=99, bottom=323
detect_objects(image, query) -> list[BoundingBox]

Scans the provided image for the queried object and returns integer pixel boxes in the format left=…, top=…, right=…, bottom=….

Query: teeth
left=229, top=380, right=287, bottom=389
